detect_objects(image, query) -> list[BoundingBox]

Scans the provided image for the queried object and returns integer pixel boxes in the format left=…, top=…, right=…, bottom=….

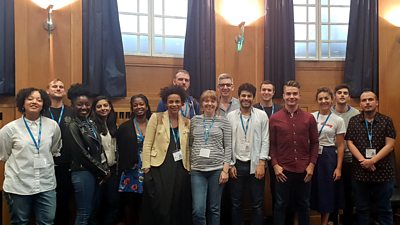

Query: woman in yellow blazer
left=141, top=85, right=191, bottom=225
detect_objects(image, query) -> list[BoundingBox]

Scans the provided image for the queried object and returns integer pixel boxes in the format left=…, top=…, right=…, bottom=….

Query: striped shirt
left=190, top=115, right=232, bottom=171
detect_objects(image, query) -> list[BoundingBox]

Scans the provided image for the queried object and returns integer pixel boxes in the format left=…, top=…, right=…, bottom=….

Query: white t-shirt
left=312, top=112, right=346, bottom=146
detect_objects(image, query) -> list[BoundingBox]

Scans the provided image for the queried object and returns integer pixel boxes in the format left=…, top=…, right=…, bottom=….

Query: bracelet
left=222, top=170, right=228, bottom=174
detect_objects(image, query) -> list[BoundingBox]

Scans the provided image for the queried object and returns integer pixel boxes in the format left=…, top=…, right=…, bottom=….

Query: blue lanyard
left=317, top=111, right=332, bottom=136
left=240, top=112, right=251, bottom=138
left=170, top=120, right=180, bottom=150
left=180, top=100, right=189, bottom=117
left=365, top=120, right=374, bottom=147
left=49, top=105, right=64, bottom=126
left=23, top=116, right=42, bottom=152
left=134, top=117, right=144, bottom=142
left=203, top=115, right=215, bottom=145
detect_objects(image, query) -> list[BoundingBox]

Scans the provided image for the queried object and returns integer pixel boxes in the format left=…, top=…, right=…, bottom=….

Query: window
left=293, top=0, right=350, bottom=60
left=118, top=0, right=188, bottom=57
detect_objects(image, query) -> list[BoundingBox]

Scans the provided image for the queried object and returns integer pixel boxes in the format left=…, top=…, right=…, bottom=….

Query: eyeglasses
left=218, top=83, right=233, bottom=88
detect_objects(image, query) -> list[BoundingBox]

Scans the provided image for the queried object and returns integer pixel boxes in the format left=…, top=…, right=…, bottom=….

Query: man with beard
left=346, top=90, right=396, bottom=225
left=157, top=69, right=200, bottom=118
left=43, top=79, right=74, bottom=225
left=227, top=83, right=269, bottom=225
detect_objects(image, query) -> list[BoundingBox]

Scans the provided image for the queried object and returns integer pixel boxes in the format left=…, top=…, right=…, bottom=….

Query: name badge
left=173, top=150, right=183, bottom=162
left=199, top=148, right=211, bottom=158
left=365, top=148, right=376, bottom=159
left=34, top=157, right=47, bottom=168
left=318, top=146, right=323, bottom=155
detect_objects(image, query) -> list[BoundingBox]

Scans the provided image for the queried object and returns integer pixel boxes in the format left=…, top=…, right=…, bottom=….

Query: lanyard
left=203, top=115, right=215, bottom=145
left=23, top=116, right=42, bottom=152
left=49, top=105, right=64, bottom=126
left=134, top=117, right=144, bottom=142
left=364, top=120, right=374, bottom=147
left=170, top=121, right=180, bottom=150
left=180, top=100, right=189, bottom=118
left=240, top=112, right=251, bottom=138
left=317, top=111, right=332, bottom=136
left=261, top=104, right=275, bottom=115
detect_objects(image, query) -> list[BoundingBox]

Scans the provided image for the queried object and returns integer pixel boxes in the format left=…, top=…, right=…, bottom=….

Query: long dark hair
left=130, top=94, right=152, bottom=119
left=91, top=96, right=117, bottom=138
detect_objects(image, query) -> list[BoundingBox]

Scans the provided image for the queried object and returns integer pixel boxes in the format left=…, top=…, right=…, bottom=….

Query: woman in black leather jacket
left=64, top=84, right=110, bottom=225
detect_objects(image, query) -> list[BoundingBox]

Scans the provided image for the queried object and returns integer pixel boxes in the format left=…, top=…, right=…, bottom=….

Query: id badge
left=173, top=150, right=183, bottom=162
left=34, top=157, right=47, bottom=168
left=318, top=146, right=323, bottom=155
left=199, top=148, right=211, bottom=158
left=365, top=148, right=376, bottom=159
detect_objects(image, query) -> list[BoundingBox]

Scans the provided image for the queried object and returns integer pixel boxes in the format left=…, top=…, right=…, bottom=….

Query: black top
left=117, top=118, right=139, bottom=172
left=253, top=103, right=283, bottom=118
left=43, top=105, right=74, bottom=165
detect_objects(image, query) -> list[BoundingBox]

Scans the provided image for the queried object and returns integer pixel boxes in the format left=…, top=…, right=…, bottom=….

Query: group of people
left=0, top=69, right=397, bottom=225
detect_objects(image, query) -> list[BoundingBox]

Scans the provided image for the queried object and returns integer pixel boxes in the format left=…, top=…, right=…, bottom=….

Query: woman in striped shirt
left=190, top=90, right=232, bottom=225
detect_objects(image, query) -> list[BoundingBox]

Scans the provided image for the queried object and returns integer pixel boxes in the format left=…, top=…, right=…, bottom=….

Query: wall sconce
left=235, top=21, right=245, bottom=52
left=43, top=4, right=55, bottom=37
left=32, top=0, right=77, bottom=37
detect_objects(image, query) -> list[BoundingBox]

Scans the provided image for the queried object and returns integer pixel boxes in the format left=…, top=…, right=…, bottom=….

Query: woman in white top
left=310, top=87, right=346, bottom=225
left=90, top=96, right=119, bottom=225
left=0, top=88, right=61, bottom=225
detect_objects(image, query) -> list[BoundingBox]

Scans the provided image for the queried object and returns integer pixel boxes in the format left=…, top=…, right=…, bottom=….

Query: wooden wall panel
left=14, top=0, right=82, bottom=92
left=378, top=0, right=400, bottom=184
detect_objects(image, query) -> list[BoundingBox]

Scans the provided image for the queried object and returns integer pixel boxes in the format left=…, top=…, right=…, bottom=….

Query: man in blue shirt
left=156, top=69, right=200, bottom=118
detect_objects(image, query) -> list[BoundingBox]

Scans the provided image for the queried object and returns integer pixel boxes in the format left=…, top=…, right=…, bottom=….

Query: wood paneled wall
left=378, top=0, right=400, bottom=184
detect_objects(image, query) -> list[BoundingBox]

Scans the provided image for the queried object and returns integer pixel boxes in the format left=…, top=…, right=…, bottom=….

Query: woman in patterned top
left=190, top=90, right=232, bottom=225
left=117, top=94, right=152, bottom=225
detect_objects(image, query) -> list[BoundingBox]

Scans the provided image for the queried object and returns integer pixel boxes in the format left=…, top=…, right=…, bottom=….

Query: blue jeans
left=274, top=171, right=311, bottom=225
left=353, top=180, right=394, bottom=225
left=230, top=160, right=265, bottom=225
left=4, top=190, right=56, bottom=225
left=72, top=171, right=98, bottom=225
left=191, top=170, right=225, bottom=225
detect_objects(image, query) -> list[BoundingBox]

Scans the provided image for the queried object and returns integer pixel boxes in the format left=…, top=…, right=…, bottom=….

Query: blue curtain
left=264, top=0, right=295, bottom=97
left=0, top=0, right=15, bottom=95
left=183, top=0, right=216, bottom=99
left=344, top=0, right=378, bottom=97
left=82, top=0, right=126, bottom=98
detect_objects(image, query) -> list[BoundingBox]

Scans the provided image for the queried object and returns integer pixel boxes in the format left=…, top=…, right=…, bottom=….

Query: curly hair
left=16, top=88, right=51, bottom=114
left=130, top=94, right=152, bottom=119
left=91, top=96, right=118, bottom=138
left=67, top=83, right=93, bottom=103
left=238, top=83, right=256, bottom=98
left=315, top=87, right=334, bottom=100
left=160, top=85, right=187, bottom=103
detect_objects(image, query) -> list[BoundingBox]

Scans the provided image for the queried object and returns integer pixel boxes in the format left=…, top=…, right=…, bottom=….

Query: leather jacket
left=65, top=117, right=110, bottom=180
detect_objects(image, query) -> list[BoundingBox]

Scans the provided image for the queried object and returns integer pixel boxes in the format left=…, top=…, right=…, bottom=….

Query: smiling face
left=218, top=78, right=234, bottom=98
left=166, top=94, right=183, bottom=115
left=95, top=99, right=111, bottom=118
left=239, top=90, right=254, bottom=110
left=260, top=83, right=275, bottom=102
left=201, top=97, right=218, bottom=116
left=47, top=80, right=66, bottom=99
left=317, top=91, right=333, bottom=112
left=73, top=96, right=92, bottom=118
left=283, top=86, right=300, bottom=108
left=132, top=97, right=148, bottom=117
left=24, top=91, right=44, bottom=116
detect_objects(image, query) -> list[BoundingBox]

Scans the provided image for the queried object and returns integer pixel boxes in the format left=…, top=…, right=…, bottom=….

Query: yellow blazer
left=142, top=111, right=190, bottom=171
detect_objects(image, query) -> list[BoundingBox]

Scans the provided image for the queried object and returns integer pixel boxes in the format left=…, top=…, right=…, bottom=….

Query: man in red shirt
left=269, top=80, right=319, bottom=225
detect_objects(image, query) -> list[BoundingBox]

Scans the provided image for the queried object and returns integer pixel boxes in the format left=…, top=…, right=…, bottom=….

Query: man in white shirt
left=227, top=83, right=269, bottom=225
